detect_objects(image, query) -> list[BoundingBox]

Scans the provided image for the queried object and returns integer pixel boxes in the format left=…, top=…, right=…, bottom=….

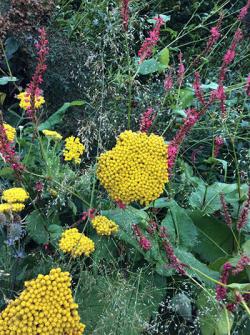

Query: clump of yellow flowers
left=97, top=130, right=168, bottom=205
left=92, top=215, right=119, bottom=236
left=3, top=123, right=16, bottom=142
left=63, top=136, right=85, bottom=164
left=17, top=91, right=45, bottom=110
left=0, top=188, right=29, bottom=213
left=0, top=268, right=86, bottom=334
left=42, top=129, right=63, bottom=141
left=2, top=188, right=29, bottom=203
left=59, top=228, right=95, bottom=257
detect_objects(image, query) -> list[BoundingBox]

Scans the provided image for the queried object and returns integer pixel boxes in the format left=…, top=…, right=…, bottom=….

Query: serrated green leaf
left=138, top=59, right=162, bottom=75
left=26, top=210, right=49, bottom=244
left=48, top=224, right=63, bottom=240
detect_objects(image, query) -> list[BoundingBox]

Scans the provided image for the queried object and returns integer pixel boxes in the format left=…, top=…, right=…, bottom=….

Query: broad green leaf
left=175, top=247, right=219, bottom=286
left=172, top=293, right=192, bottom=321
left=38, top=100, right=85, bottom=130
left=138, top=59, right=163, bottom=75
left=147, top=197, right=169, bottom=208
left=48, top=224, right=63, bottom=240
left=215, top=309, right=234, bottom=335
left=0, top=92, right=6, bottom=105
left=161, top=200, right=198, bottom=249
left=26, top=210, right=49, bottom=244
left=0, top=76, right=17, bottom=85
left=227, top=282, right=250, bottom=291
left=242, top=240, right=250, bottom=257
left=190, top=210, right=233, bottom=262
left=158, top=47, right=170, bottom=66
left=5, top=37, right=20, bottom=59
left=178, top=88, right=194, bottom=108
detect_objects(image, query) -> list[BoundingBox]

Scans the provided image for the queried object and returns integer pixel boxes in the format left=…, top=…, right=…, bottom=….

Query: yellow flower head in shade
left=17, top=91, right=45, bottom=110
left=0, top=268, right=86, bottom=335
left=2, top=188, right=29, bottom=203
left=63, top=136, right=85, bottom=164
left=0, top=203, right=25, bottom=213
left=59, top=228, right=95, bottom=257
left=92, top=215, right=118, bottom=236
left=97, top=130, right=169, bottom=205
left=3, top=123, right=16, bottom=142
left=42, top=129, right=63, bottom=141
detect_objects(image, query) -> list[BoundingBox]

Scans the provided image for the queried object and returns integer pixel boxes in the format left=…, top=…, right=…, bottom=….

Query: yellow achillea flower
left=92, top=215, right=118, bottom=236
left=2, top=188, right=29, bottom=203
left=63, top=136, right=85, bottom=164
left=0, top=203, right=25, bottom=213
left=59, top=228, right=95, bottom=257
left=0, top=268, right=86, bottom=334
left=17, top=91, right=45, bottom=110
left=3, top=123, right=16, bottom=142
left=97, top=130, right=168, bottom=205
left=42, top=129, right=63, bottom=141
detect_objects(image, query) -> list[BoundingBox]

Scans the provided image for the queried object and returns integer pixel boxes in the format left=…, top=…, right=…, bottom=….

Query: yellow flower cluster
left=92, top=215, right=118, bottom=236
left=17, top=91, right=45, bottom=110
left=42, top=129, right=62, bottom=141
left=0, top=188, right=29, bottom=214
left=2, top=188, right=29, bottom=203
left=63, top=136, right=85, bottom=164
left=0, top=203, right=25, bottom=213
left=59, top=228, right=95, bottom=257
left=3, top=123, right=16, bottom=142
left=0, top=268, right=86, bottom=335
left=97, top=130, right=168, bottom=205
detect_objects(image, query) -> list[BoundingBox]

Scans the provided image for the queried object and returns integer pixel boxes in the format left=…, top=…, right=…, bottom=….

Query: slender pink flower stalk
left=220, top=193, right=232, bottom=227
left=26, top=27, right=49, bottom=120
left=177, top=52, right=185, bottom=86
left=193, top=72, right=206, bottom=105
left=214, top=136, right=224, bottom=157
left=237, top=186, right=250, bottom=231
left=121, top=0, right=130, bottom=31
left=216, top=262, right=232, bottom=301
left=205, top=14, right=223, bottom=54
left=132, top=224, right=152, bottom=251
left=246, top=75, right=250, bottom=96
left=164, top=71, right=174, bottom=92
left=232, top=255, right=250, bottom=275
left=115, top=199, right=127, bottom=209
left=238, top=0, right=250, bottom=21
left=139, top=107, right=156, bottom=132
left=138, top=16, right=164, bottom=63
left=81, top=208, right=96, bottom=221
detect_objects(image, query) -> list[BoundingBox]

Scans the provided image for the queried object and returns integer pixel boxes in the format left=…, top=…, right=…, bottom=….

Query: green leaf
left=175, top=247, right=219, bottom=286
left=178, top=88, right=194, bottom=108
left=0, top=92, right=6, bottom=105
left=227, top=282, right=250, bottom=291
left=138, top=59, right=163, bottom=75
left=0, top=76, right=17, bottom=85
left=242, top=240, right=250, bottom=257
left=158, top=47, right=170, bottom=66
left=190, top=210, right=233, bottom=262
left=38, top=100, right=85, bottom=130
left=148, top=15, right=170, bottom=24
left=172, top=293, right=192, bottom=321
left=26, top=210, right=49, bottom=244
left=48, top=224, right=63, bottom=240
left=161, top=200, right=198, bottom=249
left=147, top=197, right=169, bottom=208
left=0, top=167, right=14, bottom=178
left=5, top=37, right=20, bottom=59
left=215, top=309, right=234, bottom=335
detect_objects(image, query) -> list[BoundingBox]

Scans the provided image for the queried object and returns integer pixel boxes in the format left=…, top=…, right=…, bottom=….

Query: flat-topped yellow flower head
left=92, top=215, right=118, bottom=236
left=97, top=130, right=168, bottom=205
left=59, top=228, right=95, bottom=257
left=0, top=268, right=86, bottom=334
left=42, top=129, right=63, bottom=141
left=2, top=188, right=29, bottom=204
left=63, top=136, right=85, bottom=164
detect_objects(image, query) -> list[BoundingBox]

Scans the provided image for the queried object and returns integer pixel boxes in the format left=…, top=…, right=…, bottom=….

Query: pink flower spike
left=216, top=262, right=232, bottom=301
left=238, top=0, right=250, bottom=21
left=246, top=74, right=250, bottom=96
left=164, top=71, right=174, bottom=92
left=237, top=186, right=250, bottom=231
left=139, top=236, right=152, bottom=251
left=214, top=136, right=224, bottom=157
left=121, top=0, right=130, bottom=31
left=177, top=52, right=185, bottom=86
left=220, top=193, right=232, bottom=227
left=138, top=17, right=164, bottom=63
left=115, top=199, right=126, bottom=209
left=139, top=107, right=156, bottom=132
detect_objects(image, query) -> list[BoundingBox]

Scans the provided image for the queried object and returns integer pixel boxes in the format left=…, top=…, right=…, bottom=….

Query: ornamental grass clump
left=91, top=215, right=119, bottom=236
left=0, top=268, right=86, bottom=334
left=59, top=228, right=95, bottom=257
left=97, top=130, right=168, bottom=205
